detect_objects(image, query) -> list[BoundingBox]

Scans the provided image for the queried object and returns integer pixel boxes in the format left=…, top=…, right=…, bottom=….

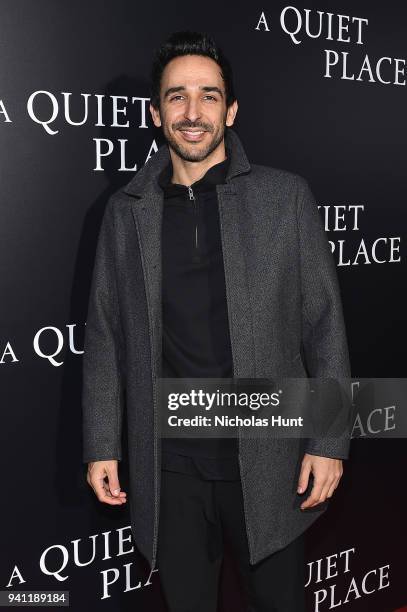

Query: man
left=83, top=31, right=351, bottom=612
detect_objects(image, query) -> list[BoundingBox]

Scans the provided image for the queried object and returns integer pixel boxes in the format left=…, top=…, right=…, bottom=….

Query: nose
left=183, top=97, right=201, bottom=123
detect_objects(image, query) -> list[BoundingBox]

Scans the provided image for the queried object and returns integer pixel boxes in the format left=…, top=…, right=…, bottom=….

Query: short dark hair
left=149, top=30, right=236, bottom=111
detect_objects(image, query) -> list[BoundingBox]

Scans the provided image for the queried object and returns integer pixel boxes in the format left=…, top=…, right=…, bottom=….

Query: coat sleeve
left=82, top=198, right=125, bottom=464
left=296, top=176, right=352, bottom=460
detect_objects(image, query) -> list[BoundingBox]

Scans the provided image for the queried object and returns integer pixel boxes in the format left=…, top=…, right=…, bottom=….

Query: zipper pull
left=188, top=186, right=195, bottom=200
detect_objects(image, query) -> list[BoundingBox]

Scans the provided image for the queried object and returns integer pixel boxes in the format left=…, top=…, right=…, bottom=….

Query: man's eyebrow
left=163, top=85, right=224, bottom=99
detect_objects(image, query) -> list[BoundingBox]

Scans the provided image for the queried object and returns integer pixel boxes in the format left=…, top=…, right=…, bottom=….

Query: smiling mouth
left=178, top=129, right=208, bottom=142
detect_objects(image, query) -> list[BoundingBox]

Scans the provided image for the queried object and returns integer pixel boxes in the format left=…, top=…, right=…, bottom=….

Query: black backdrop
left=1, top=2, right=406, bottom=610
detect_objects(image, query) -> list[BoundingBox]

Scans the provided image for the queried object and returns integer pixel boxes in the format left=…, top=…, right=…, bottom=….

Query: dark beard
left=163, top=124, right=226, bottom=163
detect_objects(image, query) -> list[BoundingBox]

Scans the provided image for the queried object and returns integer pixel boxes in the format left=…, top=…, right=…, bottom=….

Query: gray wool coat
left=82, top=126, right=351, bottom=572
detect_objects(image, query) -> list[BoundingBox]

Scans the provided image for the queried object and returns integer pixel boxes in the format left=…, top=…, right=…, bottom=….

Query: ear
left=226, top=100, right=238, bottom=127
left=150, top=103, right=162, bottom=127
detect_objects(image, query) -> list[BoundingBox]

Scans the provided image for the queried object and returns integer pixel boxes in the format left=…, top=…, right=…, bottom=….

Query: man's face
left=150, top=54, right=238, bottom=162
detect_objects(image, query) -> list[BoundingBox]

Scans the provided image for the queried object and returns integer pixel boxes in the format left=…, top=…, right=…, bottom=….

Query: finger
left=103, top=478, right=127, bottom=502
left=105, top=467, right=122, bottom=497
left=103, top=480, right=112, bottom=497
left=326, top=476, right=340, bottom=499
left=325, top=465, right=342, bottom=499
left=92, top=475, right=124, bottom=505
left=297, top=460, right=312, bottom=494
left=308, top=479, right=333, bottom=508
left=301, top=478, right=325, bottom=509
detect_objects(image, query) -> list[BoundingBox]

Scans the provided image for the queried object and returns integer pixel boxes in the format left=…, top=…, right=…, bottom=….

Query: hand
left=86, top=460, right=127, bottom=506
left=297, top=453, right=343, bottom=510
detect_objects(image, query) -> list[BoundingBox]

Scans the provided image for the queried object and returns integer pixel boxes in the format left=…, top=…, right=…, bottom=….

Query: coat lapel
left=130, top=192, right=163, bottom=378
left=216, top=183, right=256, bottom=378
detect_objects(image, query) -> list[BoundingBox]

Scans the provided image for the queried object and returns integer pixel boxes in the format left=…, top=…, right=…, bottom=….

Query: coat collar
left=122, top=126, right=251, bottom=199
left=157, top=153, right=230, bottom=197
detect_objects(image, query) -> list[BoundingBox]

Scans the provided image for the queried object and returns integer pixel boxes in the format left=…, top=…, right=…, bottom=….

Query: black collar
left=158, top=151, right=231, bottom=198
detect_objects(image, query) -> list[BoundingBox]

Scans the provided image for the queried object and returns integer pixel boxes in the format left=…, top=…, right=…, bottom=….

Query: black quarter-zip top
left=157, top=150, right=240, bottom=480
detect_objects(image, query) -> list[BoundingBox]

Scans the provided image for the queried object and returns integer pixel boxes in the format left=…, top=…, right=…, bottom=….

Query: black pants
left=157, top=469, right=306, bottom=612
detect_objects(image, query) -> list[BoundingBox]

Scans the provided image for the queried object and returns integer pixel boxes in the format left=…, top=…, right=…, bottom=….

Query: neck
left=169, top=140, right=227, bottom=186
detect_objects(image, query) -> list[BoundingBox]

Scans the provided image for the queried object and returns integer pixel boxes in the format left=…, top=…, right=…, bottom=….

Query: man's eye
left=169, top=95, right=217, bottom=102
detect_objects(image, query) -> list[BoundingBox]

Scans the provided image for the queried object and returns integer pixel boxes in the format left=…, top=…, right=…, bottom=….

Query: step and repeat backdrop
left=1, top=1, right=405, bottom=611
